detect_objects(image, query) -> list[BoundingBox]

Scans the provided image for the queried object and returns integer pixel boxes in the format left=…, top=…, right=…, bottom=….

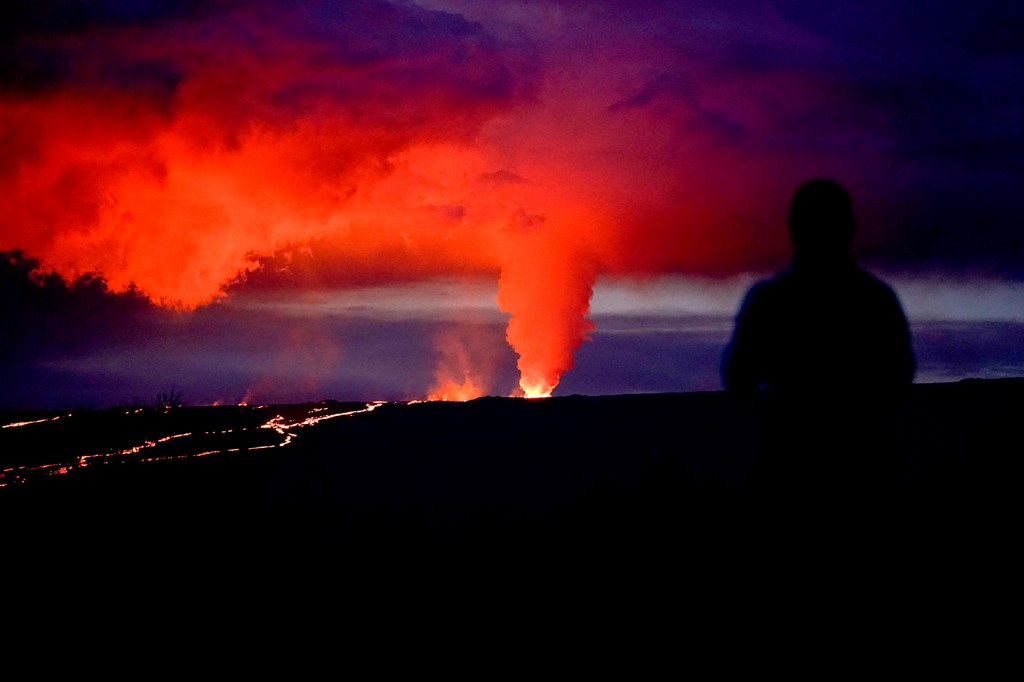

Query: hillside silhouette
left=3, top=380, right=1018, bottom=572
left=3, top=379, right=1019, bottom=656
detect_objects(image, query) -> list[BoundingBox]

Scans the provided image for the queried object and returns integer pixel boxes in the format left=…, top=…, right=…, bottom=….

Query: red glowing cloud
left=1, top=1, right=531, bottom=305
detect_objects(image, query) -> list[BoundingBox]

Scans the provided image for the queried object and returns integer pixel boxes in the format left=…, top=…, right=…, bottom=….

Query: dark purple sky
left=2, top=1, right=1022, bottom=407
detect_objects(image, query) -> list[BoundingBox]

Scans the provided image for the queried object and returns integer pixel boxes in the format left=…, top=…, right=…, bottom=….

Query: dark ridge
left=2, top=380, right=1018, bottom=635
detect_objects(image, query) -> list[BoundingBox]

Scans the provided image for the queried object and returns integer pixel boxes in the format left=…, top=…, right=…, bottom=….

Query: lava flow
left=0, top=402, right=385, bottom=487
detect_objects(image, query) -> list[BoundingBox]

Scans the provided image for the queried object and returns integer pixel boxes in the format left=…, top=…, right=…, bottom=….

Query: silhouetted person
left=722, top=179, right=914, bottom=514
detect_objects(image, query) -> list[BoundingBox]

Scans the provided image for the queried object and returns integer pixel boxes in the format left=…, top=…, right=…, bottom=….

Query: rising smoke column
left=495, top=200, right=604, bottom=397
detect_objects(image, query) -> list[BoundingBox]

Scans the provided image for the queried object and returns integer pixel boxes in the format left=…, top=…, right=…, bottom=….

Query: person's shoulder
left=851, top=265, right=900, bottom=297
left=753, top=268, right=801, bottom=297
left=849, top=266, right=910, bottom=318
left=734, top=272, right=793, bottom=320
left=739, top=274, right=782, bottom=305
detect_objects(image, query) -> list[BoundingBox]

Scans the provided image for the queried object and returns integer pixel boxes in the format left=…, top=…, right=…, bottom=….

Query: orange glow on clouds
left=425, top=327, right=499, bottom=401
left=427, top=379, right=485, bottom=402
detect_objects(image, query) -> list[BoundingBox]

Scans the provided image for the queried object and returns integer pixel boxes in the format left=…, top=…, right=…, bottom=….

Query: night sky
left=2, top=0, right=1022, bottom=409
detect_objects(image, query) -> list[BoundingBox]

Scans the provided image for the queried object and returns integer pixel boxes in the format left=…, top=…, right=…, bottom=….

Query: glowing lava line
left=2, top=414, right=70, bottom=429
left=252, top=400, right=386, bottom=451
left=0, top=401, right=387, bottom=487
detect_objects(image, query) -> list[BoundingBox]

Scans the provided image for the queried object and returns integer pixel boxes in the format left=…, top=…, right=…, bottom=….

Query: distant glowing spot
left=520, top=379, right=553, bottom=399
left=427, top=378, right=484, bottom=402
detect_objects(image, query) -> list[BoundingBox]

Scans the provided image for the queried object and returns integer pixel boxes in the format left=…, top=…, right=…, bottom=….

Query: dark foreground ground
left=2, top=379, right=1019, bottom=653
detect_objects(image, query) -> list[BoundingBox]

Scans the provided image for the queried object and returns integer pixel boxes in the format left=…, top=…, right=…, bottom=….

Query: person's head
left=788, top=179, right=856, bottom=262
